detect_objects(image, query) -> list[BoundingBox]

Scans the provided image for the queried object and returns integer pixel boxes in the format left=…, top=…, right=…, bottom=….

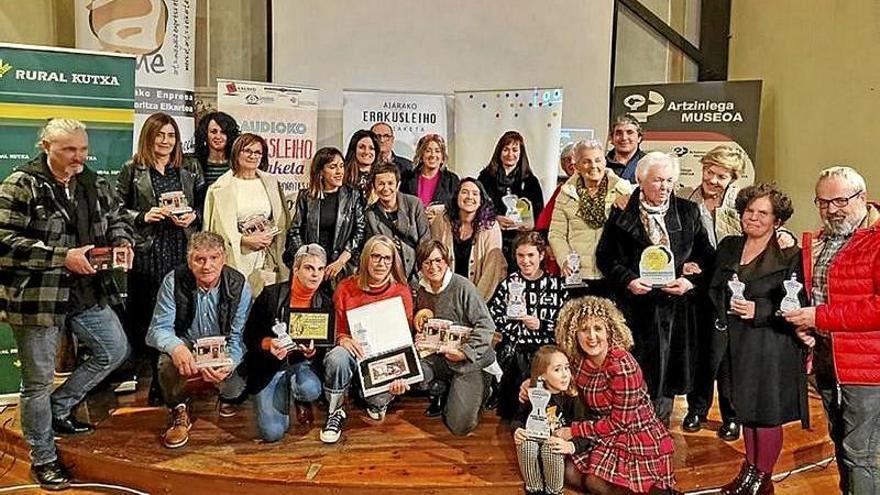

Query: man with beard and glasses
left=785, top=166, right=880, bottom=494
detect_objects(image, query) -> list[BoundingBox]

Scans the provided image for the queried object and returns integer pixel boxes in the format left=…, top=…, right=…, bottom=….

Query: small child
left=513, top=345, right=589, bottom=495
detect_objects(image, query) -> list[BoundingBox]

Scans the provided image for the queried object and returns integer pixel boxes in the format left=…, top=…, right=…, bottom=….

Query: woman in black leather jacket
left=284, top=147, right=365, bottom=285
left=115, top=112, right=203, bottom=398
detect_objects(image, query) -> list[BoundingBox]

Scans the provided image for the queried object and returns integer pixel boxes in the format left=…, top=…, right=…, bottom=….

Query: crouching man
left=146, top=232, right=251, bottom=448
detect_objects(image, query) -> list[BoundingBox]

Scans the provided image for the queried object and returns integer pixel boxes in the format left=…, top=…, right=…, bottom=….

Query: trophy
left=525, top=379, right=552, bottom=440
left=639, top=245, right=675, bottom=287
left=778, top=273, right=803, bottom=315
left=271, top=319, right=295, bottom=351
left=159, top=191, right=193, bottom=216
left=501, top=189, right=522, bottom=224
left=728, top=274, right=746, bottom=314
left=565, top=251, right=582, bottom=287
left=506, top=273, right=527, bottom=319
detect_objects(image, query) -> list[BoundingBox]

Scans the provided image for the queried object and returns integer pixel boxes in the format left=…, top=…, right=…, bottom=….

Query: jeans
left=12, top=305, right=130, bottom=466
left=323, top=346, right=393, bottom=409
left=814, top=338, right=880, bottom=494
left=253, top=361, right=322, bottom=442
left=157, top=354, right=246, bottom=407
left=418, top=354, right=490, bottom=436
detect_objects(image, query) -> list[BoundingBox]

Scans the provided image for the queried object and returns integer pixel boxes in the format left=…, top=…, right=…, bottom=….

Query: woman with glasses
left=413, top=239, right=496, bottom=435
left=203, top=133, right=290, bottom=296
left=117, top=112, right=203, bottom=398
left=400, top=134, right=460, bottom=221
left=708, top=184, right=808, bottom=495
left=365, top=163, right=431, bottom=285
left=430, top=178, right=507, bottom=300
left=342, top=129, right=381, bottom=203
left=283, top=147, right=365, bottom=287
left=320, top=235, right=414, bottom=444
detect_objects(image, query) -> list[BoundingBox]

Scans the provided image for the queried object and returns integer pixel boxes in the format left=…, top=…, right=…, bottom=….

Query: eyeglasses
left=375, top=133, right=393, bottom=141
left=422, top=257, right=446, bottom=267
left=370, top=253, right=393, bottom=265
left=241, top=148, right=264, bottom=157
left=814, top=190, right=862, bottom=209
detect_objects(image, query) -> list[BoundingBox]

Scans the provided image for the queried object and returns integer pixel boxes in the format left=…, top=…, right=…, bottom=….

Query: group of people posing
left=1, top=112, right=878, bottom=495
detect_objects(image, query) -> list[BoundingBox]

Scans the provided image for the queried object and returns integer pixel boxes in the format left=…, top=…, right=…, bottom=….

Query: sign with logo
left=342, top=90, right=450, bottom=162
left=611, top=81, right=762, bottom=190
left=0, top=43, right=135, bottom=181
left=217, top=79, right=319, bottom=202
left=75, top=0, right=196, bottom=152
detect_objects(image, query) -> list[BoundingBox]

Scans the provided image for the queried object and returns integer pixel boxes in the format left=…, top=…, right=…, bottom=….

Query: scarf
left=289, top=276, right=317, bottom=309
left=576, top=174, right=608, bottom=229
left=639, top=193, right=671, bottom=247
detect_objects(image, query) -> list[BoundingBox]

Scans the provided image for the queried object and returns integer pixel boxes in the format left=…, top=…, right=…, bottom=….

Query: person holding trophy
left=595, top=152, right=714, bottom=425
left=512, top=345, right=587, bottom=495
left=548, top=139, right=633, bottom=297
left=487, top=232, right=567, bottom=420
left=708, top=183, right=808, bottom=495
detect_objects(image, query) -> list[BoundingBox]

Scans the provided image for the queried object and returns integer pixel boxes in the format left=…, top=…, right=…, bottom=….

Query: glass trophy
left=778, top=273, right=803, bottom=315
left=271, top=319, right=295, bottom=351
left=727, top=274, right=746, bottom=314
left=639, top=245, right=675, bottom=287
left=506, top=273, right=527, bottom=319
left=565, top=251, right=582, bottom=287
left=525, top=379, right=552, bottom=440
left=501, top=189, right=522, bottom=224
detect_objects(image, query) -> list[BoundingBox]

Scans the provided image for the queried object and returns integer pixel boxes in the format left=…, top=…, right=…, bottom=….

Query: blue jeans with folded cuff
left=253, top=361, right=322, bottom=442
left=323, top=346, right=393, bottom=409
left=12, top=304, right=130, bottom=466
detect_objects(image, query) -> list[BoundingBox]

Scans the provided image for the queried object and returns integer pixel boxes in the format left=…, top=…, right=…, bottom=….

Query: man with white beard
left=786, top=166, right=880, bottom=494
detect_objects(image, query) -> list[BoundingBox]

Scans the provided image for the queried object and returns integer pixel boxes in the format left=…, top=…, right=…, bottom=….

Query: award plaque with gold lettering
left=639, top=245, right=675, bottom=287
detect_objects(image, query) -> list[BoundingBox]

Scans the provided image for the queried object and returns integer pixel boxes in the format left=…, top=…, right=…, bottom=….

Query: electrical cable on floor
left=683, top=455, right=837, bottom=495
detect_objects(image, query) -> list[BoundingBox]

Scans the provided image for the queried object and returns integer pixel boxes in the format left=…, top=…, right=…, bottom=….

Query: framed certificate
left=288, top=309, right=334, bottom=347
left=357, top=345, right=423, bottom=398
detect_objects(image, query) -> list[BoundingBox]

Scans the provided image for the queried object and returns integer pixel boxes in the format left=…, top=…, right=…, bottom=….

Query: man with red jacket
left=786, top=166, right=880, bottom=494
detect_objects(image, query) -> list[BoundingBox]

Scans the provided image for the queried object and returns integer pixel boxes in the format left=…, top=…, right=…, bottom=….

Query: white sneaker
left=113, top=376, right=138, bottom=394
left=320, top=409, right=346, bottom=444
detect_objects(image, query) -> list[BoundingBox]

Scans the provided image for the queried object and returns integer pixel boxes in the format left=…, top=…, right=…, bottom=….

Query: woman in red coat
left=553, top=296, right=675, bottom=494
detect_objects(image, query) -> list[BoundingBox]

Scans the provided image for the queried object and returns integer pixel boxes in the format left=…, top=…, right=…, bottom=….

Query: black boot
left=718, top=420, right=742, bottom=441
left=31, top=460, right=72, bottom=491
left=681, top=411, right=705, bottom=432
left=743, top=468, right=774, bottom=495
left=721, top=461, right=755, bottom=495
left=424, top=393, right=445, bottom=417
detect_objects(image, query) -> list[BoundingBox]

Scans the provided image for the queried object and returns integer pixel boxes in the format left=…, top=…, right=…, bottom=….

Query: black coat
left=116, top=158, right=203, bottom=252
left=477, top=167, right=545, bottom=222
left=400, top=168, right=460, bottom=207
left=283, top=185, right=365, bottom=275
left=707, top=236, right=809, bottom=427
left=595, top=192, right=714, bottom=398
left=242, top=281, right=333, bottom=395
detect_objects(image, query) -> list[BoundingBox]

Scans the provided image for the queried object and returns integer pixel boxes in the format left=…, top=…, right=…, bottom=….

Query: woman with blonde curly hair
left=552, top=296, right=676, bottom=494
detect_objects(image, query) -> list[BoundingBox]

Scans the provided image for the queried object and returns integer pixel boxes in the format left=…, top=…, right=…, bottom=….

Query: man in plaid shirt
left=0, top=119, right=134, bottom=490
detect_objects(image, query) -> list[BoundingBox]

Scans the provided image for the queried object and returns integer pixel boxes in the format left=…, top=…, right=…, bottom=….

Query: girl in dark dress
left=708, top=184, right=808, bottom=495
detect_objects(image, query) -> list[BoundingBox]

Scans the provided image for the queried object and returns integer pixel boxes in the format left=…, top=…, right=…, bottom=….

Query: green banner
left=0, top=43, right=135, bottom=399
left=0, top=43, right=136, bottom=182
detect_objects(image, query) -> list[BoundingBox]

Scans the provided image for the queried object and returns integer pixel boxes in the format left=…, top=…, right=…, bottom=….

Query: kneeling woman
left=321, top=235, right=414, bottom=444
left=414, top=240, right=496, bottom=436
left=243, top=244, right=330, bottom=442
left=554, top=296, right=675, bottom=494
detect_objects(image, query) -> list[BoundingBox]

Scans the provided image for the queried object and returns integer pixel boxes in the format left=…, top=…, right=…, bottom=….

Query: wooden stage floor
left=0, top=386, right=838, bottom=494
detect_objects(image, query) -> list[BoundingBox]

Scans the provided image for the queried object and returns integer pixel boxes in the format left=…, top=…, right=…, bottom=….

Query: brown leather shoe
left=294, top=401, right=313, bottom=426
left=163, top=404, right=192, bottom=449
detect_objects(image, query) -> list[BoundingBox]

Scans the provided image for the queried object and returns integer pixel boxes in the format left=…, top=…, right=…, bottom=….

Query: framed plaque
left=288, top=309, right=334, bottom=347
left=639, top=245, right=676, bottom=287
left=357, top=345, right=423, bottom=398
